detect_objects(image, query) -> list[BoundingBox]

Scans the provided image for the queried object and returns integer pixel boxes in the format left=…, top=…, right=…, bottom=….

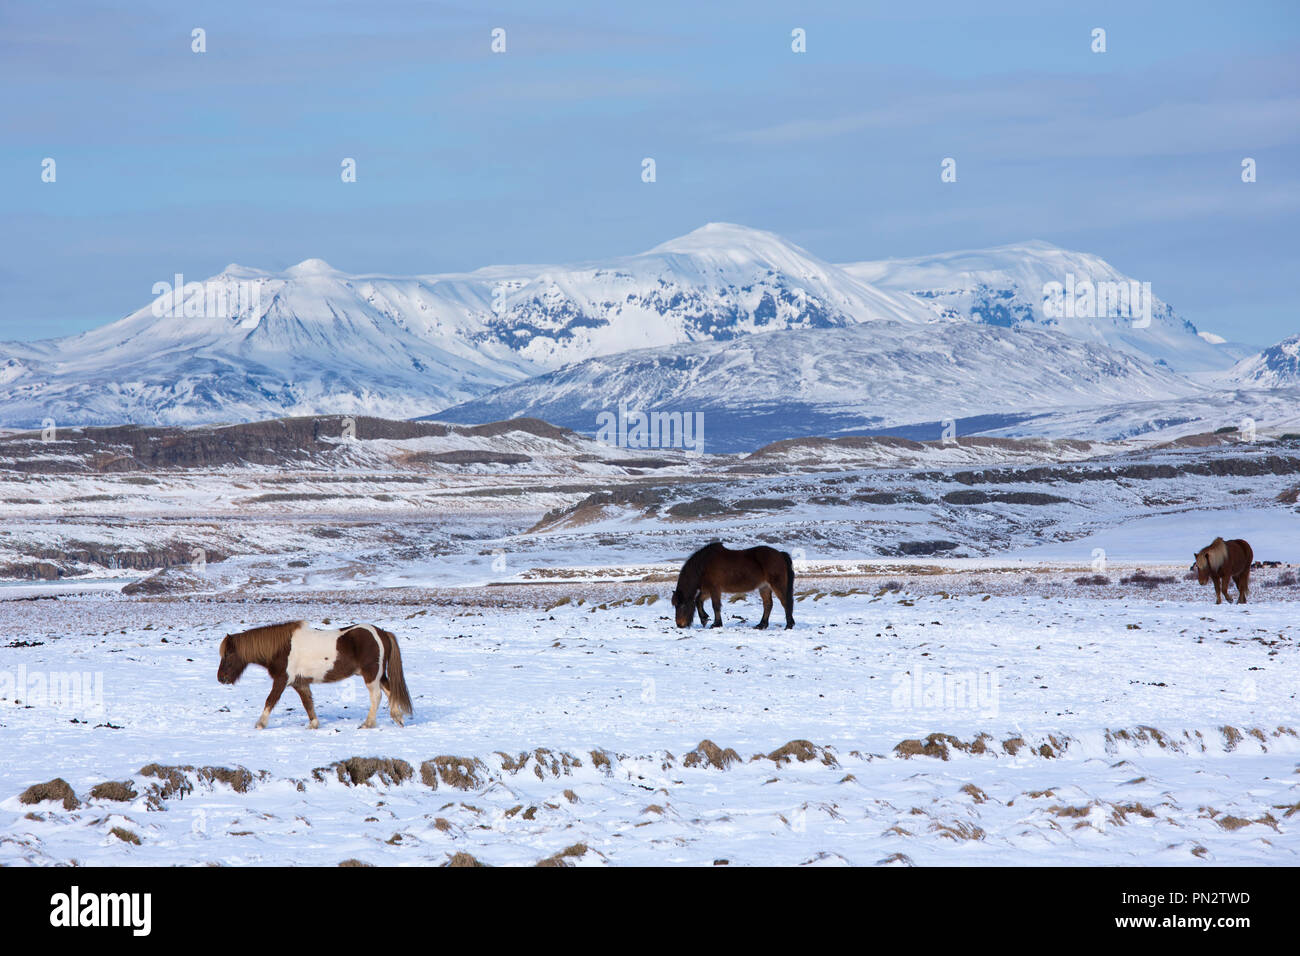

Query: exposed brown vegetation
left=420, top=756, right=489, bottom=791
left=110, top=826, right=141, bottom=845
left=682, top=739, right=741, bottom=770
left=766, top=739, right=837, bottom=767
left=18, top=778, right=79, bottom=811
left=535, top=843, right=590, bottom=867
left=89, top=781, right=138, bottom=802
left=317, top=757, right=414, bottom=788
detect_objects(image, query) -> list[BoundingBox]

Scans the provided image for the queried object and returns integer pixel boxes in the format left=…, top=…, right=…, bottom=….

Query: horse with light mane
left=1191, top=537, right=1253, bottom=605
left=217, top=621, right=412, bottom=729
left=671, top=542, right=795, bottom=629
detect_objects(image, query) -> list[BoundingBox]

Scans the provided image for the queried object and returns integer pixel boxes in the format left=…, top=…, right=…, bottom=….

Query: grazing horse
left=671, top=542, right=795, bottom=629
left=217, top=621, right=413, bottom=729
left=1192, top=538, right=1254, bottom=605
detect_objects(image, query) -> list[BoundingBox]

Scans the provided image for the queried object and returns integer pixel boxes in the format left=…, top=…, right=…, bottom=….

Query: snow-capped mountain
left=0, top=224, right=1283, bottom=432
left=842, top=241, right=1236, bottom=373
left=1226, top=333, right=1300, bottom=388
left=0, top=225, right=929, bottom=428
left=435, top=320, right=1203, bottom=452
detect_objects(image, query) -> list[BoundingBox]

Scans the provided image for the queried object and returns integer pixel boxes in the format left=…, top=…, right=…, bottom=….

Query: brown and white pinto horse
left=217, top=621, right=413, bottom=729
left=672, top=542, right=795, bottom=629
left=1192, top=537, right=1254, bottom=605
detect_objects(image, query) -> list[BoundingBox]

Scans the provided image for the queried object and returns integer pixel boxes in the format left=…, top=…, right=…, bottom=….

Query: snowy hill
left=435, top=320, right=1202, bottom=452
left=1225, top=333, right=1300, bottom=388
left=0, top=225, right=928, bottom=428
left=842, top=241, right=1236, bottom=373
left=0, top=225, right=1283, bottom=431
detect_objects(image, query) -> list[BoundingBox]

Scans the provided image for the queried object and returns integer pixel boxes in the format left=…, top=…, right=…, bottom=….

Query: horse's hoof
left=308, top=720, right=319, bottom=730
left=255, top=722, right=266, bottom=730
left=754, top=622, right=768, bottom=630
left=785, top=622, right=795, bottom=630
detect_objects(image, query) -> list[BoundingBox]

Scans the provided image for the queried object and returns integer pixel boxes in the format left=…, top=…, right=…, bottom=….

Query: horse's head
left=1192, top=551, right=1210, bottom=584
left=216, top=635, right=248, bottom=684
left=671, top=589, right=693, bottom=628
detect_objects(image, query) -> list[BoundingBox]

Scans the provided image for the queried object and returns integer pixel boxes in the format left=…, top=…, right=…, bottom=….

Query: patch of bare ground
left=18, top=778, right=79, bottom=811
left=338, top=859, right=374, bottom=867
left=682, top=739, right=741, bottom=770
left=420, top=756, right=490, bottom=791
left=444, top=851, right=488, bottom=867
left=876, top=852, right=914, bottom=866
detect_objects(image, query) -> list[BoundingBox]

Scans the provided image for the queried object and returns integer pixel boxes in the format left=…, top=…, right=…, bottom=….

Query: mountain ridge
left=0, top=223, right=1270, bottom=430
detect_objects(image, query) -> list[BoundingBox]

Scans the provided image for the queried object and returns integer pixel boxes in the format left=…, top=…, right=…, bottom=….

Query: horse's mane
left=1195, top=537, right=1228, bottom=572
left=223, top=620, right=303, bottom=663
left=677, top=542, right=724, bottom=596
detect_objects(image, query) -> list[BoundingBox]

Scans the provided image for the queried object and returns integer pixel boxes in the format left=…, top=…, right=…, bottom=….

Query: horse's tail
left=782, top=550, right=795, bottom=609
left=380, top=629, right=413, bottom=724
left=1239, top=540, right=1253, bottom=602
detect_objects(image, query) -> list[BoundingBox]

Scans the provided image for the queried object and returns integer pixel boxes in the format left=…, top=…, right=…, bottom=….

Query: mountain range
left=1, top=224, right=1293, bottom=449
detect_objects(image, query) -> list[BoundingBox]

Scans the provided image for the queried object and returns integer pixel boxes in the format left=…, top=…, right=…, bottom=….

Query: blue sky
left=2, top=0, right=1297, bottom=345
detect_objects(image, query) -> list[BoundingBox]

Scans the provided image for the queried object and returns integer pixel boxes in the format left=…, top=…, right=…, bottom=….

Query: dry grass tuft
left=444, top=851, right=488, bottom=867
left=766, top=739, right=837, bottom=767
left=535, top=843, right=589, bottom=867
left=89, top=781, right=138, bottom=802
left=420, top=756, right=489, bottom=791
left=18, top=778, right=79, bottom=811
left=682, top=739, right=741, bottom=770
left=110, top=826, right=141, bottom=845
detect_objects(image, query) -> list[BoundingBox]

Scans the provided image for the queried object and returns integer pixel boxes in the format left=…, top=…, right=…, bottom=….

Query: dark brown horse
left=1192, top=538, right=1253, bottom=604
left=672, top=542, right=795, bottom=629
left=217, top=621, right=413, bottom=729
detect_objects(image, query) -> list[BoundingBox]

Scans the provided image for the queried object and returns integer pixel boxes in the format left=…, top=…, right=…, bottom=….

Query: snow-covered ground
left=1014, top=505, right=1300, bottom=563
left=2, top=579, right=1296, bottom=866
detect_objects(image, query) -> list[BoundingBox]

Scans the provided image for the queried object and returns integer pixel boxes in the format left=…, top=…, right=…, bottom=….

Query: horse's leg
left=709, top=587, right=723, bottom=628
left=1212, top=576, right=1223, bottom=604
left=360, top=678, right=382, bottom=728
left=1236, top=568, right=1250, bottom=604
left=695, top=594, right=709, bottom=626
left=256, top=674, right=287, bottom=729
left=778, top=582, right=795, bottom=629
left=293, top=682, right=319, bottom=729
left=755, top=586, right=772, bottom=629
